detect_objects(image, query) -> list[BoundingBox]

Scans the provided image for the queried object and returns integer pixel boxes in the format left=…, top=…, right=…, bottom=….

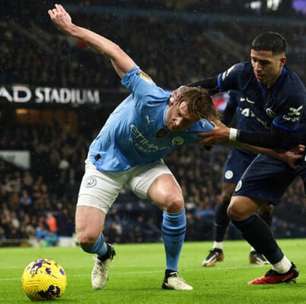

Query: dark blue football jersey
left=217, top=62, right=306, bottom=146
left=224, top=90, right=269, bottom=133
left=222, top=91, right=262, bottom=182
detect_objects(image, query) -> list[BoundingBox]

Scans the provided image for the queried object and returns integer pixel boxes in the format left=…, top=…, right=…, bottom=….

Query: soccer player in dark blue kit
left=193, top=32, right=306, bottom=284
left=202, top=91, right=272, bottom=267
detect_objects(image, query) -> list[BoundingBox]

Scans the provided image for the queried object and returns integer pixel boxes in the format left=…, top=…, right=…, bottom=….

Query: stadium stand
left=1, top=0, right=306, bottom=245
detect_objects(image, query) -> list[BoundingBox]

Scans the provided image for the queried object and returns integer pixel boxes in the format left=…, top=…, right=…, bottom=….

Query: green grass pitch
left=1, top=240, right=306, bottom=304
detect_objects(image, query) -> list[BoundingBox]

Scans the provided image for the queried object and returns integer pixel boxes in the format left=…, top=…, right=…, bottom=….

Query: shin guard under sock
left=161, top=210, right=186, bottom=272
left=232, top=215, right=283, bottom=264
left=214, top=202, right=230, bottom=242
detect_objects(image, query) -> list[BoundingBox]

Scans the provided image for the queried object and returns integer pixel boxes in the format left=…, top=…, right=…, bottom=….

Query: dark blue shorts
left=233, top=154, right=306, bottom=205
left=223, top=149, right=256, bottom=184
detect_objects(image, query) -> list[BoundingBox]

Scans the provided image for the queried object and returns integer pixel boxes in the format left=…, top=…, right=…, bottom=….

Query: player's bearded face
left=250, top=49, right=286, bottom=87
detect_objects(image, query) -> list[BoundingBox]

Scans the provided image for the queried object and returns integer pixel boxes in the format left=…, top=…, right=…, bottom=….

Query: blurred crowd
left=1, top=124, right=306, bottom=245
left=1, top=3, right=306, bottom=245
left=2, top=1, right=300, bottom=16
left=2, top=5, right=306, bottom=92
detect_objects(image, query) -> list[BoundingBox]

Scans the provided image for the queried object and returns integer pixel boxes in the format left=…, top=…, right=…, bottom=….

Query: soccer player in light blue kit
left=49, top=4, right=218, bottom=290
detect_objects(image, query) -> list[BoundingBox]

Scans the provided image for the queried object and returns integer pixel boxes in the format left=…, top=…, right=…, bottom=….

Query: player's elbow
left=108, top=44, right=135, bottom=77
left=109, top=44, right=125, bottom=61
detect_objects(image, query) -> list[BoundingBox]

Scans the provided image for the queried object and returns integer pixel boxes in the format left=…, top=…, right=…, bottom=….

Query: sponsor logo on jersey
left=282, top=106, right=303, bottom=122
left=130, top=124, right=160, bottom=152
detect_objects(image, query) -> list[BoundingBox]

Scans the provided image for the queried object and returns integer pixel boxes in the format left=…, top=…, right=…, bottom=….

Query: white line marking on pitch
left=0, top=265, right=265, bottom=281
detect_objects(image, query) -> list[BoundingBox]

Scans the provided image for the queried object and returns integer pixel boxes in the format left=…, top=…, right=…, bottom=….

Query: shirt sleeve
left=190, top=119, right=214, bottom=132
left=121, top=65, right=158, bottom=97
left=237, top=128, right=295, bottom=149
left=222, top=91, right=239, bottom=125
left=217, top=63, right=244, bottom=91
left=188, top=77, right=219, bottom=95
left=186, top=120, right=215, bottom=143
left=238, top=95, right=305, bottom=149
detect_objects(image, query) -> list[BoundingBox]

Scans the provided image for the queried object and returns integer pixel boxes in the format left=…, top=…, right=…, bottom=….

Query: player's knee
left=227, top=199, right=247, bottom=221
left=165, top=194, right=184, bottom=212
left=76, top=228, right=100, bottom=249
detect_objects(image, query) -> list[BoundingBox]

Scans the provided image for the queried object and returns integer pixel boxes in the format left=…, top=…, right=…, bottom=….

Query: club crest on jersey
left=84, top=176, right=97, bottom=188
left=172, top=136, right=184, bottom=145
left=265, top=108, right=276, bottom=118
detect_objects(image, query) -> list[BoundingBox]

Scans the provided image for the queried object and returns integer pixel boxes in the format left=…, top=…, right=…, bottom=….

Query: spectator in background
left=46, top=212, right=58, bottom=234
left=35, top=215, right=58, bottom=247
left=19, top=189, right=33, bottom=212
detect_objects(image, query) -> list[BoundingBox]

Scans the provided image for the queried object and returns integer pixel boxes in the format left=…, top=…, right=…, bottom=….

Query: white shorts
left=77, top=160, right=174, bottom=214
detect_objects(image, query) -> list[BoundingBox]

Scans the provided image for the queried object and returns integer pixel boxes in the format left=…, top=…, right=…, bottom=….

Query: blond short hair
left=177, top=86, right=218, bottom=120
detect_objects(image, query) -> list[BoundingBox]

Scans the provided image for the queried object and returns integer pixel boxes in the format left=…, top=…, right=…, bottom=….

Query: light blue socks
left=81, top=233, right=108, bottom=257
left=161, top=210, right=186, bottom=271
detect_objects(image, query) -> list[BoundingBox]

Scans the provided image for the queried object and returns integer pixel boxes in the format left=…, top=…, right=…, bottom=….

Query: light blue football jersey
left=88, top=66, right=213, bottom=171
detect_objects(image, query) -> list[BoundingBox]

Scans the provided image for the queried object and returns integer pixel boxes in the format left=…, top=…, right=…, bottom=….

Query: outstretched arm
left=198, top=118, right=300, bottom=149
left=188, top=77, right=219, bottom=95
left=48, top=4, right=135, bottom=78
left=198, top=120, right=304, bottom=168
left=232, top=142, right=304, bottom=169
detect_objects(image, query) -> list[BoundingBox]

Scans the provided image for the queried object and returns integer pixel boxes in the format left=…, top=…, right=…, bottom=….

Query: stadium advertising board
left=0, top=85, right=100, bottom=106
left=0, top=150, right=30, bottom=169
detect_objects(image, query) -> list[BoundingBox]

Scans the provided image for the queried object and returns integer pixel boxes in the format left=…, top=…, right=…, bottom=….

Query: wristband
left=229, top=128, right=238, bottom=142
